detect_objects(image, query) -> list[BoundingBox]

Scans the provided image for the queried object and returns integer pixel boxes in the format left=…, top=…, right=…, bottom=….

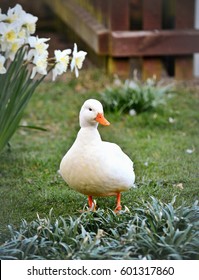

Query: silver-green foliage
left=0, top=198, right=198, bottom=260
left=101, top=78, right=173, bottom=114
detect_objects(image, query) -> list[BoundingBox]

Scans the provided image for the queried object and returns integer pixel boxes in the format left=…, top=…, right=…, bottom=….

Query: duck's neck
left=76, top=127, right=102, bottom=145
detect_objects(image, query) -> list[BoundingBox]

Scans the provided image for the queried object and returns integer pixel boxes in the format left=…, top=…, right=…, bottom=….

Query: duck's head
left=79, top=99, right=110, bottom=128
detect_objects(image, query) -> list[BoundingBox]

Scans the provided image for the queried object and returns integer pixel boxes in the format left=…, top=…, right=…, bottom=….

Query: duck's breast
left=60, top=138, right=135, bottom=196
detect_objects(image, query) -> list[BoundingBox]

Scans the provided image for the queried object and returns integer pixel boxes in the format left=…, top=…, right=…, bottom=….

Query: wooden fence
left=43, top=0, right=199, bottom=79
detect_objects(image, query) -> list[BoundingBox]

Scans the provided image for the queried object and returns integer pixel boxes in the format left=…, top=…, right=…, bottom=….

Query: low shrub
left=100, top=77, right=173, bottom=114
left=0, top=197, right=198, bottom=260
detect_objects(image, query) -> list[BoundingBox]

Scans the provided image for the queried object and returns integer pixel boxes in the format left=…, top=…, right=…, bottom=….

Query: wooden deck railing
left=43, top=0, right=199, bottom=79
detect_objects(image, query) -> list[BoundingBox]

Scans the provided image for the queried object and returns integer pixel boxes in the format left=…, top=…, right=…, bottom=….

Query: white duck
left=59, top=99, right=135, bottom=211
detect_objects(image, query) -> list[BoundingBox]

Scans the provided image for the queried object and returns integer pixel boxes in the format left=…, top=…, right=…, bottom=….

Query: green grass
left=0, top=70, right=199, bottom=256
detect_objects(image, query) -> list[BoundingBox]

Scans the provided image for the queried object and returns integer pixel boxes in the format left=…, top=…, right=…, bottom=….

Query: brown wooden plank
left=143, top=0, right=162, bottom=29
left=107, top=57, right=130, bottom=76
left=175, top=0, right=194, bottom=28
left=107, top=0, right=130, bottom=76
left=175, top=0, right=195, bottom=79
left=142, top=0, right=163, bottom=79
left=175, top=56, right=193, bottom=80
left=142, top=57, right=166, bottom=80
left=110, top=30, right=199, bottom=57
left=43, top=0, right=109, bottom=54
left=108, top=0, right=130, bottom=30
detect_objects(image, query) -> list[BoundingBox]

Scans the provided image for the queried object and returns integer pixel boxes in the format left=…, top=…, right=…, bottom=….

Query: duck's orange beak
left=95, top=113, right=110, bottom=126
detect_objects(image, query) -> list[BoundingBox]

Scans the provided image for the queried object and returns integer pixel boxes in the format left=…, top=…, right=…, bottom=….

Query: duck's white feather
left=60, top=99, right=135, bottom=197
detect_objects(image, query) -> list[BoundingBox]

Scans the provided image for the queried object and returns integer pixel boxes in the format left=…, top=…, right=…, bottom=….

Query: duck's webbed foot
left=79, top=196, right=97, bottom=213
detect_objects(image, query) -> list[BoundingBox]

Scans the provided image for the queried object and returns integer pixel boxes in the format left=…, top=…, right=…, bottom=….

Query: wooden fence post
left=107, top=0, right=130, bottom=76
left=175, top=0, right=195, bottom=79
left=142, top=0, right=165, bottom=79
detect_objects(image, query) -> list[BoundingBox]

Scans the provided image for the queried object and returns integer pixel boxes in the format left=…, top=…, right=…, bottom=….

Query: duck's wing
left=101, top=141, right=135, bottom=189
left=102, top=141, right=134, bottom=169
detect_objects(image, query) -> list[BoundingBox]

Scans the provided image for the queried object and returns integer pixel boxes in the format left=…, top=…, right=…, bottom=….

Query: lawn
left=0, top=70, right=199, bottom=259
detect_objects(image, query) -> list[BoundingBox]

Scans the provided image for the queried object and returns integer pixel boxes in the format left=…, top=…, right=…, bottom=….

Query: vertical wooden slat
left=143, top=0, right=162, bottom=29
left=129, top=0, right=142, bottom=77
left=175, top=0, right=195, bottom=79
left=142, top=0, right=164, bottom=79
left=108, top=0, right=129, bottom=30
left=175, top=0, right=194, bottom=27
left=108, top=0, right=130, bottom=76
left=107, top=57, right=130, bottom=76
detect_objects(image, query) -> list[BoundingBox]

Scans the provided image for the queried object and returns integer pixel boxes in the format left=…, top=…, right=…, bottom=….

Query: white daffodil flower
left=28, top=36, right=49, bottom=59
left=52, top=49, right=71, bottom=81
left=30, top=55, right=48, bottom=79
left=0, top=5, right=87, bottom=80
left=70, top=43, right=87, bottom=77
left=6, top=39, right=24, bottom=61
left=2, top=4, right=38, bottom=37
left=5, top=4, right=25, bottom=23
left=17, top=27, right=27, bottom=44
left=0, top=22, right=19, bottom=50
left=21, top=13, right=38, bottom=35
left=0, top=55, right=7, bottom=74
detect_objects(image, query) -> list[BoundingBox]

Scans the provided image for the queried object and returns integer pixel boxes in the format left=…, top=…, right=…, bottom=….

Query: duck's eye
left=89, top=108, right=92, bottom=111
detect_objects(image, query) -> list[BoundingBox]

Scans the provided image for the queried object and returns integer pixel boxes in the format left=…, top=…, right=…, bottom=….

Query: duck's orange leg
left=88, top=195, right=96, bottom=211
left=88, top=195, right=93, bottom=208
left=115, top=193, right=122, bottom=212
